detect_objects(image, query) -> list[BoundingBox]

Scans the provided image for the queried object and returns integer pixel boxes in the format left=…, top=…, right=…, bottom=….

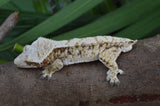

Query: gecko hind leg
left=42, top=59, right=64, bottom=79
left=99, top=47, right=124, bottom=85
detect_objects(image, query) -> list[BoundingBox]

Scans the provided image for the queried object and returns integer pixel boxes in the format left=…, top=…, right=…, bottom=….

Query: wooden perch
left=0, top=12, right=18, bottom=43
left=0, top=35, right=160, bottom=105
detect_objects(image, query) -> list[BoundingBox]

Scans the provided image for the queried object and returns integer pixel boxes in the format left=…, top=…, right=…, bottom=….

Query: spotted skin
left=99, top=47, right=123, bottom=84
left=14, top=36, right=137, bottom=85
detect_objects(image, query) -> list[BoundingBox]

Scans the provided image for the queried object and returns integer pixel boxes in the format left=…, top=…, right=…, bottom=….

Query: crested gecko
left=14, top=36, right=137, bottom=85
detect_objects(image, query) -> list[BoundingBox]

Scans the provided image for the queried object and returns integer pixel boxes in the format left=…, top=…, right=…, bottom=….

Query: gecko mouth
left=14, top=54, right=36, bottom=68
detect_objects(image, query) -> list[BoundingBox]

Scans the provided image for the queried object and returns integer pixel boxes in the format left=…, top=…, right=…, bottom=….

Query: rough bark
left=0, top=35, right=160, bottom=106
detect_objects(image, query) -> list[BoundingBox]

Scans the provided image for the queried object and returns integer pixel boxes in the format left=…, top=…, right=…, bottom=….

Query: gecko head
left=14, top=37, right=55, bottom=68
left=14, top=45, right=37, bottom=68
left=122, top=40, right=137, bottom=52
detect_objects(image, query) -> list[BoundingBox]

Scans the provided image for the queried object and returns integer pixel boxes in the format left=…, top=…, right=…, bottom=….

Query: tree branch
left=0, top=12, right=18, bottom=43
left=0, top=35, right=160, bottom=105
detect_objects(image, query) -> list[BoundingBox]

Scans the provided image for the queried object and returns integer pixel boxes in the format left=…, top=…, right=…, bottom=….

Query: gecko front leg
left=99, top=47, right=124, bottom=85
left=42, top=59, right=64, bottom=79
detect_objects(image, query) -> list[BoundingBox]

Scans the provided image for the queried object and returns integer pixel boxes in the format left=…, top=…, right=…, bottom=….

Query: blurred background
left=0, top=0, right=160, bottom=63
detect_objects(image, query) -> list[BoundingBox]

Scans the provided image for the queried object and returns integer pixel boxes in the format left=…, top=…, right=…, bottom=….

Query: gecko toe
left=118, top=69, right=124, bottom=75
left=109, top=77, right=120, bottom=86
left=41, top=70, right=54, bottom=80
left=114, top=78, right=120, bottom=85
left=41, top=70, right=47, bottom=77
left=106, top=76, right=110, bottom=81
left=40, top=75, right=46, bottom=79
left=42, top=70, right=46, bottom=74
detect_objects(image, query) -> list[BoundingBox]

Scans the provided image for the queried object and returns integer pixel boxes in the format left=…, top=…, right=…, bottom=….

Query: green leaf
left=56, top=0, right=73, bottom=9
left=0, top=0, right=35, bottom=12
left=0, top=0, right=103, bottom=52
left=114, top=10, right=160, bottom=39
left=0, top=49, right=17, bottom=61
left=89, top=0, right=117, bottom=15
left=33, top=0, right=52, bottom=13
left=0, top=0, right=10, bottom=7
left=0, top=60, right=7, bottom=63
left=51, top=0, right=160, bottom=40
left=104, top=0, right=116, bottom=12
left=120, top=0, right=134, bottom=5
left=13, top=43, right=24, bottom=54
left=48, top=15, right=101, bottom=37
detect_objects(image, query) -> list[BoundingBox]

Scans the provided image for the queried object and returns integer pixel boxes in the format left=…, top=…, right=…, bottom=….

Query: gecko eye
left=128, top=41, right=134, bottom=44
left=128, top=40, right=137, bottom=45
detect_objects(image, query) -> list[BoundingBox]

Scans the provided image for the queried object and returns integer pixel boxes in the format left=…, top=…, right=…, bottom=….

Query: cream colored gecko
left=14, top=36, right=137, bottom=85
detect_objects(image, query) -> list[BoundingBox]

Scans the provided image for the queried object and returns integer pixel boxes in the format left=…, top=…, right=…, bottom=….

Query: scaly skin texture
left=14, top=36, right=137, bottom=85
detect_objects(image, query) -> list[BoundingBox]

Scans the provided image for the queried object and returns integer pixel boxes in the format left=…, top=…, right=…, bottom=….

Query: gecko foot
left=41, top=70, right=54, bottom=79
left=106, top=69, right=124, bottom=85
left=40, top=59, right=64, bottom=80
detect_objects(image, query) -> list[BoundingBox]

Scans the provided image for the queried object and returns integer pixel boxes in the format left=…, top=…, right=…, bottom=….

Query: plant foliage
left=0, top=0, right=159, bottom=62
